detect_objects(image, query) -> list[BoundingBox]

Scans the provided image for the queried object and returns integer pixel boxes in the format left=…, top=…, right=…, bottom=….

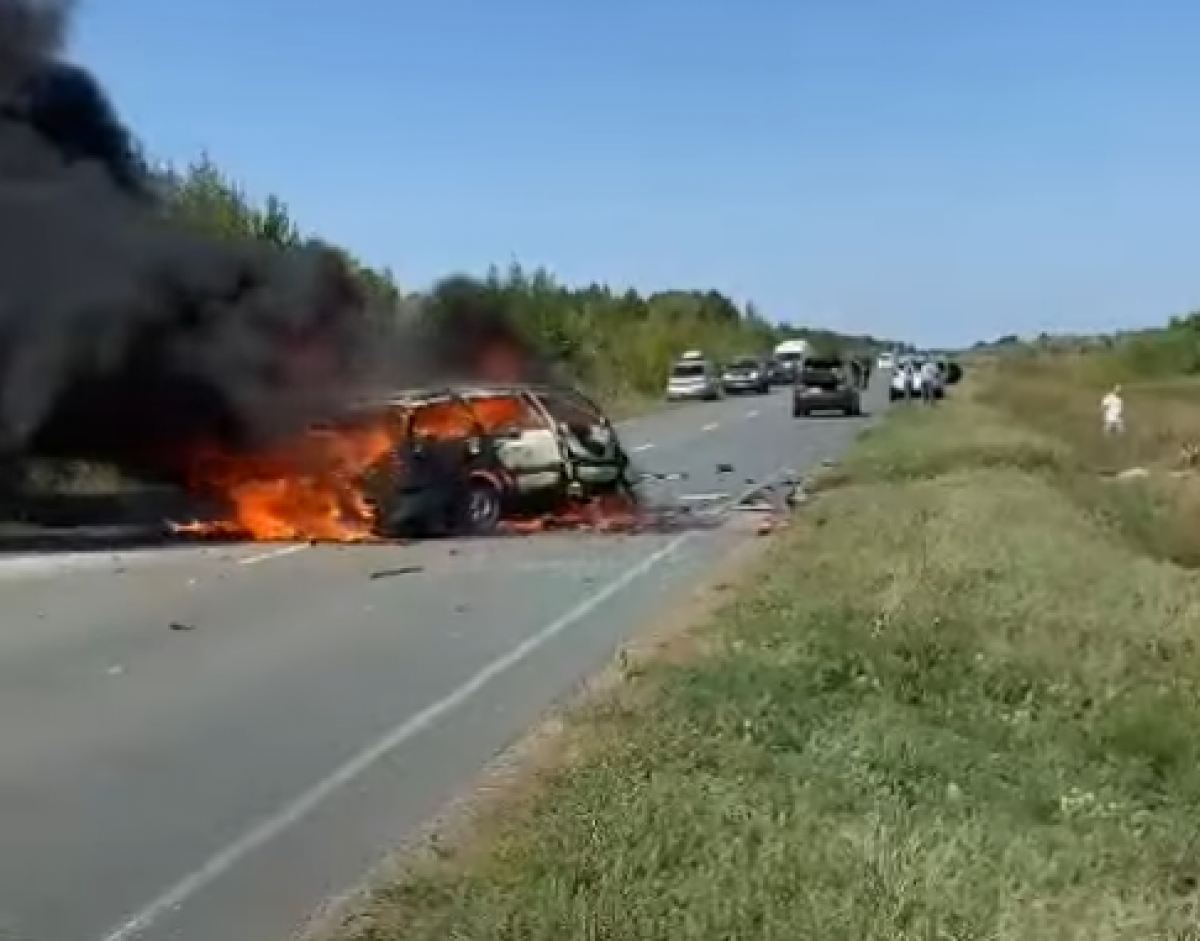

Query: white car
left=890, top=360, right=943, bottom=401
left=877, top=352, right=895, bottom=371
left=666, top=356, right=722, bottom=401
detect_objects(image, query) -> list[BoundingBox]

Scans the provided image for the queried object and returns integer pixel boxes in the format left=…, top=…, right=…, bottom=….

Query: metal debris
left=370, top=565, right=424, bottom=580
left=637, top=471, right=689, bottom=482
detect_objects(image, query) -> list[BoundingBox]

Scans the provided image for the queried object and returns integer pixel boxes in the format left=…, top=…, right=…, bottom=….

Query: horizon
left=72, top=0, right=1200, bottom=348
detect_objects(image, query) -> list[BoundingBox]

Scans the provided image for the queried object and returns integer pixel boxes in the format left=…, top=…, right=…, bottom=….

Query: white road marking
left=238, top=544, right=308, bottom=566
left=745, top=409, right=759, bottom=418
left=97, top=464, right=801, bottom=941
left=0, top=554, right=118, bottom=579
left=632, top=442, right=655, bottom=452
left=677, top=492, right=730, bottom=502
left=701, top=422, right=719, bottom=432
left=0, top=547, right=228, bottom=580
left=97, top=530, right=692, bottom=941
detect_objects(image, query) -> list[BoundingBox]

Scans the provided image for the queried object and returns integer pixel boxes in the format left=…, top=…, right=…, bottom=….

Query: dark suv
left=792, top=355, right=862, bottom=417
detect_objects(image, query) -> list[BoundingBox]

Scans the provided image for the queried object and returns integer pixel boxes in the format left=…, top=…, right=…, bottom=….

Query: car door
left=463, top=392, right=563, bottom=492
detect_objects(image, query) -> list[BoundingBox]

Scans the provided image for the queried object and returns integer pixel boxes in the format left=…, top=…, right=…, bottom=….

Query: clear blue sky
left=72, top=1, right=1200, bottom=347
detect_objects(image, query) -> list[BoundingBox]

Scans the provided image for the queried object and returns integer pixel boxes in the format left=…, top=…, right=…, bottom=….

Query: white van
left=666, top=354, right=722, bottom=401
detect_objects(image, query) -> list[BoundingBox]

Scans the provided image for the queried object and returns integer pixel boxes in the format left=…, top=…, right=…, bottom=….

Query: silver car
left=666, top=358, right=722, bottom=401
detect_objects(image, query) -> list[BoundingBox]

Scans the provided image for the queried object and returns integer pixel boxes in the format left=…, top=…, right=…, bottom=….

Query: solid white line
left=97, top=464, right=800, bottom=941
left=701, top=422, right=719, bottom=432
left=238, top=544, right=308, bottom=566
left=97, top=530, right=692, bottom=941
left=632, top=442, right=655, bottom=452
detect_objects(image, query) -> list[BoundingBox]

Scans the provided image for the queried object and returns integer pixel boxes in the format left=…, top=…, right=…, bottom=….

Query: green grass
left=334, top=379, right=1200, bottom=941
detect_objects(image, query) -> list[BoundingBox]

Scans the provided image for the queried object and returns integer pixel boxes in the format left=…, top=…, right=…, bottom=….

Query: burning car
left=356, top=382, right=636, bottom=537
left=176, top=381, right=638, bottom=541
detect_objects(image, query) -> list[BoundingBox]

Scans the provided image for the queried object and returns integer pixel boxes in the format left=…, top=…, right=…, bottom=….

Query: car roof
left=348, top=381, right=595, bottom=410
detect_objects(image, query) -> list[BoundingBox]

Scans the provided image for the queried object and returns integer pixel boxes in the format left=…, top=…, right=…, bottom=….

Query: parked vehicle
left=346, top=383, right=636, bottom=536
left=793, top=354, right=862, bottom=417
left=889, top=362, right=916, bottom=401
left=765, top=358, right=791, bottom=385
left=877, top=351, right=896, bottom=371
left=772, top=338, right=810, bottom=384
left=721, top=355, right=771, bottom=395
left=889, top=358, right=944, bottom=401
left=666, top=353, right=723, bottom=401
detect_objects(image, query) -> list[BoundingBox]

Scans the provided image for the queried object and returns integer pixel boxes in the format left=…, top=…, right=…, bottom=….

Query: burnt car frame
left=348, top=382, right=636, bottom=537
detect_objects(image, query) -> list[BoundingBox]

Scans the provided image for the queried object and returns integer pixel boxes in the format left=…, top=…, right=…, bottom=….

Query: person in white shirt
left=920, top=360, right=940, bottom=403
left=1101, top=385, right=1124, bottom=434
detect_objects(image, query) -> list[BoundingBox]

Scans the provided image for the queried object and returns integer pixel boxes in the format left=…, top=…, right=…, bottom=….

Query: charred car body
left=345, top=383, right=636, bottom=537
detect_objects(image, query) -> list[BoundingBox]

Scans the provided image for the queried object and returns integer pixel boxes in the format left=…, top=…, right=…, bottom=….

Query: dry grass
left=330, top=366, right=1200, bottom=941
left=974, top=358, right=1200, bottom=566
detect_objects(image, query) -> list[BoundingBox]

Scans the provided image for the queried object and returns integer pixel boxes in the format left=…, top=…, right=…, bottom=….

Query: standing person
left=1101, top=384, right=1124, bottom=434
left=920, top=359, right=939, bottom=404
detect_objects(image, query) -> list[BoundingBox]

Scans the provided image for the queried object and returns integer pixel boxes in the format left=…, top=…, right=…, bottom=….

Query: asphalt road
left=0, top=380, right=884, bottom=941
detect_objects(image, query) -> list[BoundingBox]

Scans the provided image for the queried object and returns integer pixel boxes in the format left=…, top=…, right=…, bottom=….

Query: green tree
left=153, top=155, right=902, bottom=406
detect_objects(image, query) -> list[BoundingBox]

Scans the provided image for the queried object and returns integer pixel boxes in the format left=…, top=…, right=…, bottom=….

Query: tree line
left=161, top=155, right=898, bottom=407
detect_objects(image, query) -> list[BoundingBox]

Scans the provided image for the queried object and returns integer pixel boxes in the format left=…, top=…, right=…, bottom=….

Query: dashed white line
left=745, top=409, right=759, bottom=418
left=632, top=442, right=655, bottom=452
left=238, top=544, right=307, bottom=565
left=701, top=422, right=719, bottom=432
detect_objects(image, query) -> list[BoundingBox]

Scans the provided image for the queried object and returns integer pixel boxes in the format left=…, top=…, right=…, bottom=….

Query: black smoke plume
left=0, top=0, right=572, bottom=496
left=0, top=0, right=378, bottom=481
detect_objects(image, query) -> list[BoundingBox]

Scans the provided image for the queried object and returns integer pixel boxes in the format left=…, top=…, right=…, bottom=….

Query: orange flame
left=172, top=421, right=395, bottom=542
left=170, top=387, right=639, bottom=542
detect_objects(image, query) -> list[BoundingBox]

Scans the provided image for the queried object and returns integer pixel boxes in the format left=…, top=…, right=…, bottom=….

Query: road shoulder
left=302, top=514, right=785, bottom=940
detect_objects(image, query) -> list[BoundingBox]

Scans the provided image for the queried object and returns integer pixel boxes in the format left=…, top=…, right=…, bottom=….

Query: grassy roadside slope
left=337, top=369, right=1200, bottom=941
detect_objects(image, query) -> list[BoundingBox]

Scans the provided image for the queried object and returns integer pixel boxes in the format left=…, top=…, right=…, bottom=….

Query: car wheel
left=460, top=476, right=503, bottom=534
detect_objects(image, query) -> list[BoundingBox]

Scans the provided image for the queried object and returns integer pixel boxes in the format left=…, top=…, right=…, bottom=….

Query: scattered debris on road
left=169, top=621, right=195, bottom=631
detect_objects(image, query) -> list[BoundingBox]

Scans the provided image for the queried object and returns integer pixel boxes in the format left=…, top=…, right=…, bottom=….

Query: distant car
left=765, top=358, right=791, bottom=385
left=773, top=350, right=804, bottom=384
left=890, top=359, right=944, bottom=401
left=666, top=356, right=722, bottom=401
left=343, top=383, right=635, bottom=537
left=720, top=355, right=771, bottom=395
left=889, top=363, right=916, bottom=401
left=877, top=352, right=895, bottom=371
left=793, top=354, right=862, bottom=417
